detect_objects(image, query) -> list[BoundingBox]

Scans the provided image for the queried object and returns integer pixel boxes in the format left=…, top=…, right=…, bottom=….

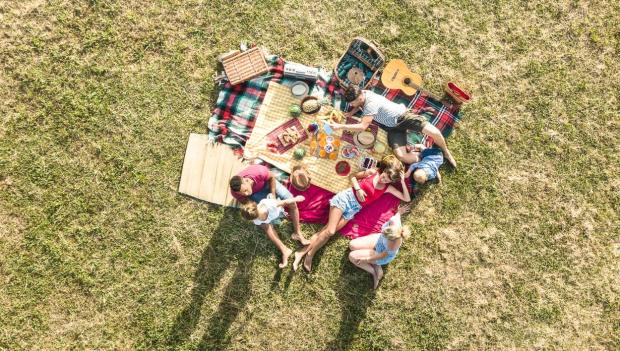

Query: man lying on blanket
left=327, top=85, right=457, bottom=168
left=230, top=165, right=311, bottom=266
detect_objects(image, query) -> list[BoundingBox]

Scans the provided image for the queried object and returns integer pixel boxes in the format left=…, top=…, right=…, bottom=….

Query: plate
left=291, top=81, right=309, bottom=97
left=340, top=144, right=360, bottom=159
left=353, top=131, right=376, bottom=149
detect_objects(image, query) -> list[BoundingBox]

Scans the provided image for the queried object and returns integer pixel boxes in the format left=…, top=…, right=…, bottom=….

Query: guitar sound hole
left=403, top=77, right=411, bottom=85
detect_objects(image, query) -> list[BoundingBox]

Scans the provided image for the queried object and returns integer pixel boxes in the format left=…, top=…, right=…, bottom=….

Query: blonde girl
left=348, top=205, right=411, bottom=289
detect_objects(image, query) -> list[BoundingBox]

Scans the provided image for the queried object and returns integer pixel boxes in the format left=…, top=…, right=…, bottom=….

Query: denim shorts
left=250, top=180, right=293, bottom=203
left=329, top=188, right=362, bottom=220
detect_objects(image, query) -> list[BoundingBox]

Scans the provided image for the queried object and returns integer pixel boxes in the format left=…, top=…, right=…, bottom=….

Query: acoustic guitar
left=380, top=59, right=423, bottom=96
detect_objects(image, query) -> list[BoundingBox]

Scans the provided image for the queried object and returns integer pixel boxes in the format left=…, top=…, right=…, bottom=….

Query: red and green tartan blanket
left=208, top=55, right=462, bottom=151
left=207, top=56, right=343, bottom=151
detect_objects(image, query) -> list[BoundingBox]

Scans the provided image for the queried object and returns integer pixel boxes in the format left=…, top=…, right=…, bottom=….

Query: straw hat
left=289, top=165, right=311, bottom=191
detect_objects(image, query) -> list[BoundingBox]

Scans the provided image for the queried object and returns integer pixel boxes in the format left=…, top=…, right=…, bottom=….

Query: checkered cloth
left=208, top=56, right=461, bottom=152
left=208, top=56, right=343, bottom=151
left=365, top=79, right=462, bottom=146
left=206, top=55, right=464, bottom=237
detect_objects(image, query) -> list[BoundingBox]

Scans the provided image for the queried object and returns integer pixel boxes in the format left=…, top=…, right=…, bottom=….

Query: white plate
left=291, top=81, right=309, bottom=96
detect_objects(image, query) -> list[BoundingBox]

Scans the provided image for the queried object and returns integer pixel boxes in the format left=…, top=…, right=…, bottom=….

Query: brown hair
left=377, top=155, right=404, bottom=182
left=344, top=85, right=362, bottom=102
left=229, top=175, right=243, bottom=192
left=240, top=201, right=259, bottom=220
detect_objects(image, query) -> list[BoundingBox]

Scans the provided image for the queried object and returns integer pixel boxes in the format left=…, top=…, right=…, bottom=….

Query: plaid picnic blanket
left=207, top=56, right=344, bottom=151
left=208, top=56, right=461, bottom=151
left=364, top=79, right=462, bottom=146
left=207, top=55, right=464, bottom=236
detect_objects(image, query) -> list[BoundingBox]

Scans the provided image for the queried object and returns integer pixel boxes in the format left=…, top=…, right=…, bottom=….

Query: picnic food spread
left=289, top=104, right=302, bottom=117
left=278, top=127, right=302, bottom=146
left=335, top=160, right=351, bottom=176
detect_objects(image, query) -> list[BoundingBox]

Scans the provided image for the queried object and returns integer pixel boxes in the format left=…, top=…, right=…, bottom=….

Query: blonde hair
left=240, top=201, right=259, bottom=220
left=382, top=224, right=411, bottom=241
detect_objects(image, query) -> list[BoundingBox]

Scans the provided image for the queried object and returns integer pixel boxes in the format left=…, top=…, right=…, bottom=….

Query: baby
left=241, top=195, right=305, bottom=268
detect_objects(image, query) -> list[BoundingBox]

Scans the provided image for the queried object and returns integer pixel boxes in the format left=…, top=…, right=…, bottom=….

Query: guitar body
left=380, top=59, right=423, bottom=96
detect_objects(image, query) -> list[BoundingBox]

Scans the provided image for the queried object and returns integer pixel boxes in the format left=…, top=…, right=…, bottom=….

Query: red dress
left=353, top=174, right=388, bottom=207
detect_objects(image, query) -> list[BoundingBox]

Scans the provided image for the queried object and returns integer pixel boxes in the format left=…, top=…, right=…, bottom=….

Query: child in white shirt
left=241, top=195, right=305, bottom=268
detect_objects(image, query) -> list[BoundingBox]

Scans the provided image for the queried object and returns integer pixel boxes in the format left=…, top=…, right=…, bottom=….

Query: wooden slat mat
left=244, top=82, right=390, bottom=193
left=179, top=133, right=246, bottom=207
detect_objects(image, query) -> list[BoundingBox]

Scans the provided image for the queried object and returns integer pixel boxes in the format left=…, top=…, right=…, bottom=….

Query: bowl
left=291, top=81, right=309, bottom=97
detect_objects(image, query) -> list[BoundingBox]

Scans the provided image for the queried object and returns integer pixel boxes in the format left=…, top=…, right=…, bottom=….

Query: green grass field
left=1, top=0, right=619, bottom=350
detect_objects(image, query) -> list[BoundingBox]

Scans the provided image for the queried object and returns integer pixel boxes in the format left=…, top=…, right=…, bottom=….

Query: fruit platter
left=340, top=144, right=361, bottom=159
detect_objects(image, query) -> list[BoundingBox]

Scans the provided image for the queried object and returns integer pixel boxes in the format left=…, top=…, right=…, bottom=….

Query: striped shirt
left=361, top=90, right=407, bottom=128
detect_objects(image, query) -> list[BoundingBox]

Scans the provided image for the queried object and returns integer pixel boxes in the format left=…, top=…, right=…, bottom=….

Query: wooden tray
left=266, top=118, right=309, bottom=154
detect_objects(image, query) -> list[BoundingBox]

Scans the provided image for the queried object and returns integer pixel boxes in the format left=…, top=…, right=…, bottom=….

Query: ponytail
left=383, top=224, right=410, bottom=241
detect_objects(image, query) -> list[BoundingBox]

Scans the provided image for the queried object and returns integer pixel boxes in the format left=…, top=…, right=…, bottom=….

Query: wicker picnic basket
left=334, top=37, right=385, bottom=90
left=221, top=47, right=269, bottom=85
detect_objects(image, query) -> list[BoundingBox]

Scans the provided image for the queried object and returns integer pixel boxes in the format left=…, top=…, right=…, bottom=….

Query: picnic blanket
left=208, top=55, right=463, bottom=238
left=286, top=183, right=332, bottom=223
left=207, top=56, right=344, bottom=150
left=243, top=81, right=391, bottom=193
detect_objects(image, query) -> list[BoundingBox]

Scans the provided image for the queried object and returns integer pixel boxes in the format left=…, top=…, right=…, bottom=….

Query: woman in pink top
left=293, top=155, right=411, bottom=272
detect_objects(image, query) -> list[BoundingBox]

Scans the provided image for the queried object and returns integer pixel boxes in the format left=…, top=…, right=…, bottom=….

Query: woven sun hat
left=289, top=165, right=311, bottom=191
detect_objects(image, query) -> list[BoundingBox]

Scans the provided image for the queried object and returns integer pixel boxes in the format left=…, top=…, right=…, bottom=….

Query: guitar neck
left=402, top=79, right=441, bottom=101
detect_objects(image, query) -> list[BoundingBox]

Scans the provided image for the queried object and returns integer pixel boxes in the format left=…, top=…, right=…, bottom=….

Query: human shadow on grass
left=166, top=207, right=260, bottom=349
left=196, top=259, right=255, bottom=350
left=322, top=249, right=377, bottom=351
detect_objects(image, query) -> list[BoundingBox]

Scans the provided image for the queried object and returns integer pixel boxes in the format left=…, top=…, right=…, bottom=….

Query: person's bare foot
left=303, top=255, right=313, bottom=272
left=279, top=248, right=292, bottom=269
left=373, top=265, right=384, bottom=289
left=420, top=106, right=436, bottom=114
left=436, top=170, right=442, bottom=184
left=291, top=233, right=310, bottom=246
left=292, top=251, right=305, bottom=272
left=445, top=152, right=457, bottom=169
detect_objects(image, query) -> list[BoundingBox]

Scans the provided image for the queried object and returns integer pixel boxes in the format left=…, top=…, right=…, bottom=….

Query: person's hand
left=344, top=111, right=353, bottom=118
left=420, top=106, right=435, bottom=114
left=327, top=122, right=340, bottom=131
left=366, top=168, right=377, bottom=176
left=413, top=144, right=426, bottom=152
left=267, top=193, right=275, bottom=200
left=293, top=195, right=305, bottom=202
left=399, top=171, right=406, bottom=181
left=355, top=188, right=367, bottom=202
left=398, top=203, right=412, bottom=215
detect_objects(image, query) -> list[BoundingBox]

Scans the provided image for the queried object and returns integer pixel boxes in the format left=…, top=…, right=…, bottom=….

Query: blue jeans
left=249, top=180, right=293, bottom=203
